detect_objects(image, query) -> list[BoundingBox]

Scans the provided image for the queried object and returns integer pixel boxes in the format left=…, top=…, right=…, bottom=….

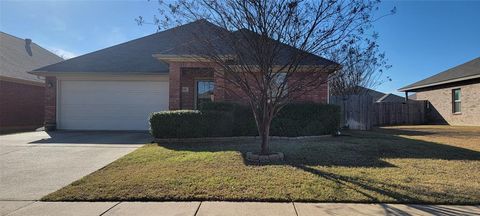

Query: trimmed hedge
left=271, top=103, right=340, bottom=136
left=149, top=110, right=234, bottom=138
left=150, top=110, right=203, bottom=138
left=150, top=102, right=340, bottom=138
left=199, top=102, right=257, bottom=136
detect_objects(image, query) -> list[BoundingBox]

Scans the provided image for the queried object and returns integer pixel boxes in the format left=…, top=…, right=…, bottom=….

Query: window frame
left=194, top=79, right=215, bottom=109
left=452, top=88, right=461, bottom=114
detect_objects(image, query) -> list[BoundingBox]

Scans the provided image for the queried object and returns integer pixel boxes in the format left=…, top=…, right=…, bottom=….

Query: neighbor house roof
left=375, top=93, right=405, bottom=103
left=330, top=86, right=405, bottom=103
left=399, top=57, right=480, bottom=92
left=31, top=20, right=336, bottom=75
left=0, top=32, right=63, bottom=83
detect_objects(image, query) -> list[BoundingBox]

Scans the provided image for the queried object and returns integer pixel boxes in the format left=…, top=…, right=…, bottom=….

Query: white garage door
left=58, top=80, right=169, bottom=130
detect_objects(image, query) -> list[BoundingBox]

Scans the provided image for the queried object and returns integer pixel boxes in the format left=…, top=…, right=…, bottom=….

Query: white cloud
left=103, top=27, right=128, bottom=47
left=47, top=47, right=77, bottom=59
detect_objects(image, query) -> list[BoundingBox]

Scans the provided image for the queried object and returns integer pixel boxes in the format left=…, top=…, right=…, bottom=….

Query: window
left=270, top=72, right=287, bottom=100
left=452, top=88, right=461, bottom=113
left=196, top=80, right=214, bottom=109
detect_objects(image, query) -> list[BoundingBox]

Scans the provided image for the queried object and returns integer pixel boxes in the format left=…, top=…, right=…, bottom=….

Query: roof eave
left=398, top=74, right=480, bottom=92
left=28, top=71, right=169, bottom=77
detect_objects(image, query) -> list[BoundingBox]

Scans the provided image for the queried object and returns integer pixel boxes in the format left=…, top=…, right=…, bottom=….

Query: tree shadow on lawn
left=372, top=128, right=436, bottom=136
left=158, top=129, right=480, bottom=168
left=157, top=129, right=480, bottom=204
left=291, top=164, right=476, bottom=204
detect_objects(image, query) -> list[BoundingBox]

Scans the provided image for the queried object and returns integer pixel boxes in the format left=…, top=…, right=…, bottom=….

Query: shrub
left=202, top=110, right=234, bottom=137
left=199, top=102, right=257, bottom=136
left=272, top=103, right=340, bottom=136
left=150, top=102, right=340, bottom=138
left=149, top=110, right=234, bottom=138
left=150, top=110, right=205, bottom=138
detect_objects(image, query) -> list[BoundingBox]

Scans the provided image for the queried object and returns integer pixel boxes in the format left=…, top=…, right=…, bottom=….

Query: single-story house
left=0, top=32, right=63, bottom=133
left=30, top=20, right=337, bottom=131
left=399, top=57, right=480, bottom=126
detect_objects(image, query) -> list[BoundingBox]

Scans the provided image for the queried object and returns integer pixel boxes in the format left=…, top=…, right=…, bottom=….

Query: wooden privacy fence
left=373, top=100, right=427, bottom=126
left=330, top=95, right=428, bottom=130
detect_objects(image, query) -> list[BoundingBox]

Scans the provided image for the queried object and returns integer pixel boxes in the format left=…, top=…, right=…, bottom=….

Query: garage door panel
left=59, top=80, right=168, bottom=130
left=60, top=119, right=149, bottom=130
left=61, top=91, right=165, bottom=105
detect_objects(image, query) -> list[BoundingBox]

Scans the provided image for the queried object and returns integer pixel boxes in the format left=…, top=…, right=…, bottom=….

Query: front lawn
left=43, top=126, right=480, bottom=204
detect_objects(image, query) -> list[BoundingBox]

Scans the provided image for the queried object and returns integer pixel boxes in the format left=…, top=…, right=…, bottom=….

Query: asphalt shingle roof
left=399, top=57, right=480, bottom=91
left=0, top=32, right=63, bottom=83
left=33, top=20, right=336, bottom=74
left=376, top=93, right=405, bottom=103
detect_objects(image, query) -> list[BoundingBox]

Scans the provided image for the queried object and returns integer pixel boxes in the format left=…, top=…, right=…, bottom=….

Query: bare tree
left=328, top=35, right=392, bottom=98
left=138, top=0, right=389, bottom=155
left=328, top=36, right=392, bottom=129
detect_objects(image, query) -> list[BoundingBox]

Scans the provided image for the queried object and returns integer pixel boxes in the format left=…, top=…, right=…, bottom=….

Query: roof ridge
left=0, top=31, right=27, bottom=41
left=1, top=31, right=63, bottom=60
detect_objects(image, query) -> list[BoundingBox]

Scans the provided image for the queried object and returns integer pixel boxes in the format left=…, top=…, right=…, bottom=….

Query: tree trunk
left=253, top=103, right=273, bottom=155
left=342, top=95, right=348, bottom=128
left=259, top=120, right=271, bottom=155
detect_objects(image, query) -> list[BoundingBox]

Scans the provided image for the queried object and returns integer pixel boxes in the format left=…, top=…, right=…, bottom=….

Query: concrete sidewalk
left=1, top=201, right=479, bottom=216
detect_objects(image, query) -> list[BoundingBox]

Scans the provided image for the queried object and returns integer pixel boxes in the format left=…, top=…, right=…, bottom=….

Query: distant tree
left=138, top=0, right=393, bottom=155
left=328, top=35, right=392, bottom=99
left=328, top=36, right=392, bottom=129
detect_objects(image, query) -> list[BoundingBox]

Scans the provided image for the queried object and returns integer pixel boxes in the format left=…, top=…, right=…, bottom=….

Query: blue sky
left=1, top=0, right=479, bottom=95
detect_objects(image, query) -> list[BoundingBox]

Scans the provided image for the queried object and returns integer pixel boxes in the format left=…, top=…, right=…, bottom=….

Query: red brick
left=0, top=80, right=45, bottom=132
left=44, top=76, right=56, bottom=130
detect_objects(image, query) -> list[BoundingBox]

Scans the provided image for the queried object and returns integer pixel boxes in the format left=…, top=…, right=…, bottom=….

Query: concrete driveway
left=0, top=131, right=148, bottom=201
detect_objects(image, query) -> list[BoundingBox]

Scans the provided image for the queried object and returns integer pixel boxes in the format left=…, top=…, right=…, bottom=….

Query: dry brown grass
left=43, top=125, right=480, bottom=204
left=378, top=125, right=480, bottom=150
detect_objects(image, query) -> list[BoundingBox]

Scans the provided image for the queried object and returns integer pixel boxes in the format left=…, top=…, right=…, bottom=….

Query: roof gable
left=33, top=20, right=336, bottom=74
left=34, top=20, right=221, bottom=74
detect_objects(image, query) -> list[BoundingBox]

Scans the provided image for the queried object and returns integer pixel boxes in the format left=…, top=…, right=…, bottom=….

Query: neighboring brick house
left=0, top=32, right=63, bottom=133
left=399, top=57, right=480, bottom=126
left=29, top=20, right=336, bottom=131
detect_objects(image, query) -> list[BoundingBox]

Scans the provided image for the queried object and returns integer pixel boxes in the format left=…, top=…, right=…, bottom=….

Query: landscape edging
left=153, top=134, right=331, bottom=144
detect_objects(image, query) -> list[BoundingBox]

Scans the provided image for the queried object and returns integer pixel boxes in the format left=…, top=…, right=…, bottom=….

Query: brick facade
left=414, top=78, right=480, bottom=126
left=43, top=63, right=331, bottom=130
left=168, top=62, right=220, bottom=109
left=44, top=76, right=57, bottom=130
left=0, top=80, right=44, bottom=132
left=180, top=68, right=214, bottom=109
left=167, top=61, right=330, bottom=110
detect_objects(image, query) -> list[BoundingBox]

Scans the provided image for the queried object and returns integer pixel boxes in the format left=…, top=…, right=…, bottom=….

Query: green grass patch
left=42, top=126, right=480, bottom=204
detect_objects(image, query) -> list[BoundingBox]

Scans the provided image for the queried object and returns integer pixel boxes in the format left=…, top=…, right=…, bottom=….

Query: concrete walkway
left=1, top=201, right=479, bottom=216
left=0, top=131, right=147, bottom=200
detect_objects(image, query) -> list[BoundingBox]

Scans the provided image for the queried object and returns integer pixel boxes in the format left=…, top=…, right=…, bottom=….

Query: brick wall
left=414, top=79, right=480, bottom=126
left=223, top=72, right=330, bottom=104
left=44, top=76, right=57, bottom=130
left=289, top=72, right=329, bottom=103
left=168, top=62, right=219, bottom=109
left=180, top=68, right=214, bottom=109
left=168, top=62, right=330, bottom=109
left=0, top=80, right=44, bottom=132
